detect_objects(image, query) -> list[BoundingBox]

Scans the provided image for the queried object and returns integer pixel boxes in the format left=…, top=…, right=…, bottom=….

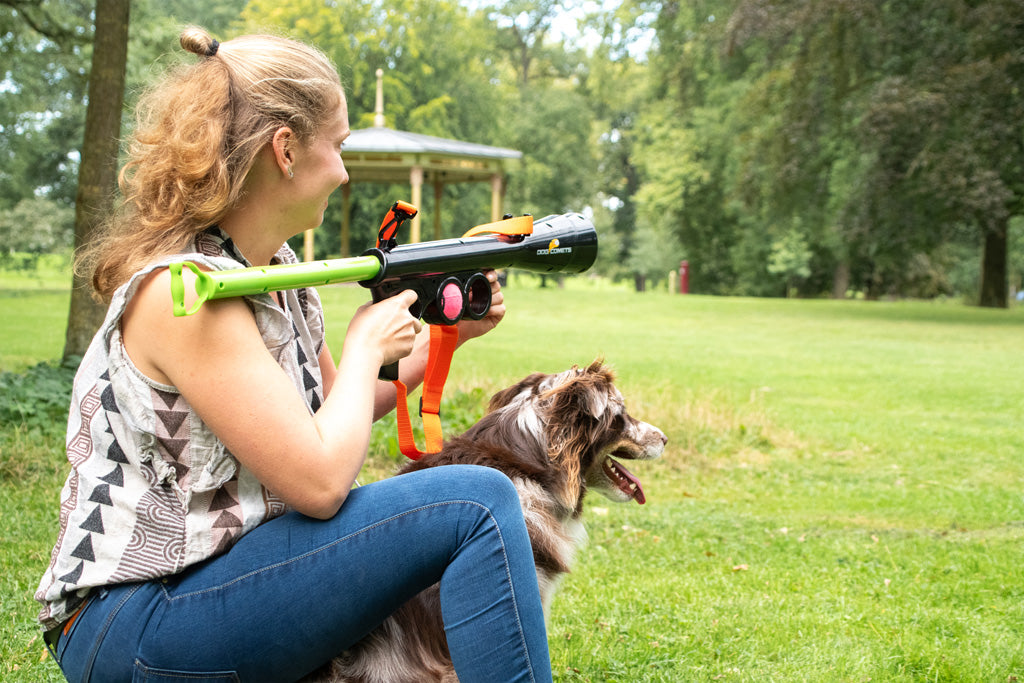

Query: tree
left=767, top=225, right=812, bottom=298
left=0, top=197, right=74, bottom=267
left=636, top=0, right=745, bottom=294
left=503, top=85, right=597, bottom=217
left=698, top=0, right=1024, bottom=305
left=0, top=0, right=90, bottom=210
left=576, top=2, right=658, bottom=285
left=486, top=0, right=566, bottom=85
left=63, top=0, right=129, bottom=361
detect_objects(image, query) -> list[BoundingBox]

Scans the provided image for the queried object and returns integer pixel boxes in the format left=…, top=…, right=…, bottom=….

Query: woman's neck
left=218, top=197, right=292, bottom=267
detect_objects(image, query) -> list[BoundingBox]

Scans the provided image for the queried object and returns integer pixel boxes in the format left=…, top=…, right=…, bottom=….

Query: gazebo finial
left=373, top=68, right=385, bottom=128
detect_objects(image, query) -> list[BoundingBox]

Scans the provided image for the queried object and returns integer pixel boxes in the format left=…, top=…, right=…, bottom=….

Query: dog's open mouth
left=603, top=454, right=646, bottom=505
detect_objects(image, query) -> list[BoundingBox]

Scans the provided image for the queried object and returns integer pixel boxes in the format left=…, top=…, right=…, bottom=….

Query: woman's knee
left=436, top=464, right=520, bottom=508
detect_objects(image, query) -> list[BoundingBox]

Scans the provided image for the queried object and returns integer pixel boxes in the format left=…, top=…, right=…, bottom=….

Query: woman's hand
left=456, top=270, right=505, bottom=344
left=345, top=289, right=423, bottom=367
left=366, top=272, right=504, bottom=419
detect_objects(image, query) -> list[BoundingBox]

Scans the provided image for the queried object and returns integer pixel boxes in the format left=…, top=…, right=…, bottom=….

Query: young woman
left=36, top=27, right=552, bottom=683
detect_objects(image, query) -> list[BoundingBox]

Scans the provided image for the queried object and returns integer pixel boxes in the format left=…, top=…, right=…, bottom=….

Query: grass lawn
left=2, top=269, right=1023, bottom=681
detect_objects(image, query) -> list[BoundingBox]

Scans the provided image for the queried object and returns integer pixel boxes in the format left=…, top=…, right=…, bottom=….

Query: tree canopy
left=3, top=0, right=1022, bottom=310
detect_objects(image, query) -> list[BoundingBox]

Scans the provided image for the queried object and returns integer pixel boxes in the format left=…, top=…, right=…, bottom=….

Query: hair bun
left=180, top=26, right=218, bottom=58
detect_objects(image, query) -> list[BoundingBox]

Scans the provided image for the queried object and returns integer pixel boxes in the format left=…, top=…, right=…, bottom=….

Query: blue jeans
left=46, top=465, right=552, bottom=683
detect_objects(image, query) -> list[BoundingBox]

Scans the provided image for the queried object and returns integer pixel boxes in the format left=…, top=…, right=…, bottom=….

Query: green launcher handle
left=169, top=256, right=382, bottom=317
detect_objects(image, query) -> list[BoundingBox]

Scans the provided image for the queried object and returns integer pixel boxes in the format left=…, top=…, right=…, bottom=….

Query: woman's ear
left=271, top=127, right=296, bottom=179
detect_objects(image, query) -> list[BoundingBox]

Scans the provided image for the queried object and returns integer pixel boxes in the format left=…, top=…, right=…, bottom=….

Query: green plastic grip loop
left=169, top=256, right=383, bottom=316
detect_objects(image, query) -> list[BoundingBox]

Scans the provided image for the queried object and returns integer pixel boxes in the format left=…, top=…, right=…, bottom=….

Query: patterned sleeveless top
left=35, top=229, right=326, bottom=630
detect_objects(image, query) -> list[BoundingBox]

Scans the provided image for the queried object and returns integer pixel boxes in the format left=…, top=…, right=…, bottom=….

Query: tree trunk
left=63, top=0, right=130, bottom=361
left=979, top=220, right=1008, bottom=308
left=832, top=261, right=850, bottom=299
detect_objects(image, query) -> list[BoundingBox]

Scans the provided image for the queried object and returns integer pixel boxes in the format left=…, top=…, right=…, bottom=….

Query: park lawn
left=0, top=255, right=74, bottom=373
left=0, top=289, right=71, bottom=373
left=2, top=273, right=1023, bottom=681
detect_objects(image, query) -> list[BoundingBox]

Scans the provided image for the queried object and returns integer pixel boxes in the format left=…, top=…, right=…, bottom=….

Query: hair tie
left=206, top=39, right=220, bottom=57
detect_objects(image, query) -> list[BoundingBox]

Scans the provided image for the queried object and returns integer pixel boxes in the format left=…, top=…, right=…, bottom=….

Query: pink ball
left=440, top=282, right=463, bottom=321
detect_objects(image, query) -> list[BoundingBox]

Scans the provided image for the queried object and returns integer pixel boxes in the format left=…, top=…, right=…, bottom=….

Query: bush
left=0, top=358, right=78, bottom=437
left=0, top=198, right=74, bottom=269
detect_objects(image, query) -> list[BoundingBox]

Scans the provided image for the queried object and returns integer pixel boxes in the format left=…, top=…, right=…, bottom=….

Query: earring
left=287, top=167, right=294, bottom=179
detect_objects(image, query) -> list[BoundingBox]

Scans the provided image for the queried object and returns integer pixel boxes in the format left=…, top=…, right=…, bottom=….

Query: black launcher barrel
left=360, top=213, right=598, bottom=286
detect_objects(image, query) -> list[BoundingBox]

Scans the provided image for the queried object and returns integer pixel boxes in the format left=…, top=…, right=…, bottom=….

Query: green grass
left=0, top=254, right=73, bottom=373
left=3, top=268, right=1023, bottom=681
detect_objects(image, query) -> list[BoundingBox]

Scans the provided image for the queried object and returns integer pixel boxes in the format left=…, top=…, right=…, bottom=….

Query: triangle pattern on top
left=58, top=560, right=84, bottom=586
left=155, top=409, right=188, bottom=437
left=79, top=506, right=105, bottom=534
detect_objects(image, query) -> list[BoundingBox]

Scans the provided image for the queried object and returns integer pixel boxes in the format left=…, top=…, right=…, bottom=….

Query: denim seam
left=133, top=658, right=240, bottom=681
left=469, top=502, right=536, bottom=683
left=157, top=499, right=537, bottom=683
left=82, top=583, right=146, bottom=682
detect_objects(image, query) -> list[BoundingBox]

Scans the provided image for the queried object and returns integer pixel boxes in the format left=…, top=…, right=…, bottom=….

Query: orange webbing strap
left=461, top=214, right=533, bottom=238
left=393, top=324, right=460, bottom=459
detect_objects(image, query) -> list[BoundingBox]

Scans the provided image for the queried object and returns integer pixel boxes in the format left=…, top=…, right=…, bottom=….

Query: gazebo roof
left=345, top=126, right=521, bottom=159
left=341, top=125, right=522, bottom=184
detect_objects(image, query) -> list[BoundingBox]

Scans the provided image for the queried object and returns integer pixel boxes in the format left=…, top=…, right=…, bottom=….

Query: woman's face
left=290, top=95, right=351, bottom=232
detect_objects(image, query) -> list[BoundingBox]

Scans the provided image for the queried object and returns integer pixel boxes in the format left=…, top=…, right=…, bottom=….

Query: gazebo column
left=410, top=165, right=423, bottom=242
left=340, top=183, right=351, bottom=257
left=433, top=180, right=444, bottom=240
left=490, top=173, right=505, bottom=221
left=303, top=228, right=314, bottom=261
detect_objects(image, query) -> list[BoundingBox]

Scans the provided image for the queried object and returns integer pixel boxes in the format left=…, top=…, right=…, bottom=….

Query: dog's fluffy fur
left=310, top=361, right=666, bottom=683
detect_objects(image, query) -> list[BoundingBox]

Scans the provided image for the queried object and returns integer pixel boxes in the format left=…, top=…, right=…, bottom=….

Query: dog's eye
left=610, top=414, right=625, bottom=432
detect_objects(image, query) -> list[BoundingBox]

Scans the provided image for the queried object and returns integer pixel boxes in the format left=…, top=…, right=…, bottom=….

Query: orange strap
left=461, top=214, right=533, bottom=238
left=389, top=212, right=529, bottom=459
left=393, top=324, right=460, bottom=459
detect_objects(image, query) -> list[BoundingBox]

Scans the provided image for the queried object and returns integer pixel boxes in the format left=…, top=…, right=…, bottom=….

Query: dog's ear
left=544, top=363, right=617, bottom=421
left=583, top=384, right=609, bottom=418
left=574, top=362, right=616, bottom=418
left=542, top=367, right=618, bottom=511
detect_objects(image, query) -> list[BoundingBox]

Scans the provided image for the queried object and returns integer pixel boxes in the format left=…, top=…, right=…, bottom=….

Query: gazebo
left=304, top=69, right=523, bottom=259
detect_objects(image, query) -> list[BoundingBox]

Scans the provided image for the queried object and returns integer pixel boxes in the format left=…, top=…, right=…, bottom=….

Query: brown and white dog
left=312, top=360, right=666, bottom=683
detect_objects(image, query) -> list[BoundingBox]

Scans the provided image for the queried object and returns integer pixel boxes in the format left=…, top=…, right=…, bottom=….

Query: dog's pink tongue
left=610, top=459, right=646, bottom=504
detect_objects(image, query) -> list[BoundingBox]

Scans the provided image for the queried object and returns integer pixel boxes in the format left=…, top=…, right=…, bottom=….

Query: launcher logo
left=537, top=238, right=572, bottom=256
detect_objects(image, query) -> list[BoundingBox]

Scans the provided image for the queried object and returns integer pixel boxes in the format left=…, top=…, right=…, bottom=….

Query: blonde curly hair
left=82, top=26, right=342, bottom=300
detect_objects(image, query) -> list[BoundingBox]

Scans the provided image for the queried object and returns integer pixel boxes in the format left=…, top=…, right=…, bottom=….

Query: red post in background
left=679, top=260, right=690, bottom=294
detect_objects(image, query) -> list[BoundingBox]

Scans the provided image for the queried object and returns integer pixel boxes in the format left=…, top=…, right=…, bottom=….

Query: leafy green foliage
left=0, top=358, right=77, bottom=439
left=767, top=226, right=812, bottom=297
left=643, top=0, right=1024, bottom=303
left=7, top=0, right=1024, bottom=303
left=0, top=0, right=90, bottom=210
left=505, top=85, right=598, bottom=216
left=0, top=198, right=74, bottom=268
